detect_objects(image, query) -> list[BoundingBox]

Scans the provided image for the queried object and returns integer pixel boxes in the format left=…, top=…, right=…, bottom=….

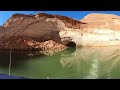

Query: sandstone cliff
left=1, top=13, right=120, bottom=55
left=60, top=13, right=120, bottom=46
left=0, top=13, right=83, bottom=55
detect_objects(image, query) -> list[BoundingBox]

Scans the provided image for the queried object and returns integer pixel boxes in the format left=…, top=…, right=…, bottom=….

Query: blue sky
left=0, top=11, right=120, bottom=26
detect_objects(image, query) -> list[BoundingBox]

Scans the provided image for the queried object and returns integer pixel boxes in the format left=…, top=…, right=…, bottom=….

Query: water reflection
left=1, top=46, right=120, bottom=79
left=59, top=46, right=120, bottom=79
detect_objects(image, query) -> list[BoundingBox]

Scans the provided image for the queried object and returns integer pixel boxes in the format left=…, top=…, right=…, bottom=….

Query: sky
left=1, top=11, right=120, bottom=26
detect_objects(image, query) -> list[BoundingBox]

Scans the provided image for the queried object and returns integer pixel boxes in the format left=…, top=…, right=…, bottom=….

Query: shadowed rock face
left=1, top=13, right=120, bottom=55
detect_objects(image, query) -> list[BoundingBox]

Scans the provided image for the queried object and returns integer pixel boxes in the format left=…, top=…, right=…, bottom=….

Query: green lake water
left=1, top=46, right=120, bottom=79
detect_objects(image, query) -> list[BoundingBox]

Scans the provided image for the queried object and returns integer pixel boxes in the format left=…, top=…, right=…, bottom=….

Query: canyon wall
left=1, top=13, right=120, bottom=55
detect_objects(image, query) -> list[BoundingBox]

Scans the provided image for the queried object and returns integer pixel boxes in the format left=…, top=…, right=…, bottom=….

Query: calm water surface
left=0, top=46, right=120, bottom=79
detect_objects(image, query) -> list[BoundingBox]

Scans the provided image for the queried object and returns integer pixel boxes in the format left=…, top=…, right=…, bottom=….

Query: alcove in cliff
left=66, top=42, right=76, bottom=47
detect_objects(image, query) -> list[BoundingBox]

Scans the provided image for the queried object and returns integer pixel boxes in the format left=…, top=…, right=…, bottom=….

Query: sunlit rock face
left=1, top=13, right=120, bottom=55
left=60, top=13, right=120, bottom=46
left=79, top=13, right=120, bottom=46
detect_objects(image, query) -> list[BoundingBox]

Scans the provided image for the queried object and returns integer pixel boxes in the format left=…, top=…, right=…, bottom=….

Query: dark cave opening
left=66, top=42, right=76, bottom=47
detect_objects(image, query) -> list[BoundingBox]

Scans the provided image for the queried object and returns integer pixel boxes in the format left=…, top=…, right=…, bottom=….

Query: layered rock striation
left=1, top=13, right=120, bottom=55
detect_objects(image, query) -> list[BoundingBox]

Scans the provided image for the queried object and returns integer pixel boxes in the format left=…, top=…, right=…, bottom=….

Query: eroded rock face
left=3, top=13, right=81, bottom=29
left=1, top=13, right=120, bottom=55
left=0, top=13, right=81, bottom=55
left=60, top=13, right=120, bottom=46
left=80, top=13, right=120, bottom=30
